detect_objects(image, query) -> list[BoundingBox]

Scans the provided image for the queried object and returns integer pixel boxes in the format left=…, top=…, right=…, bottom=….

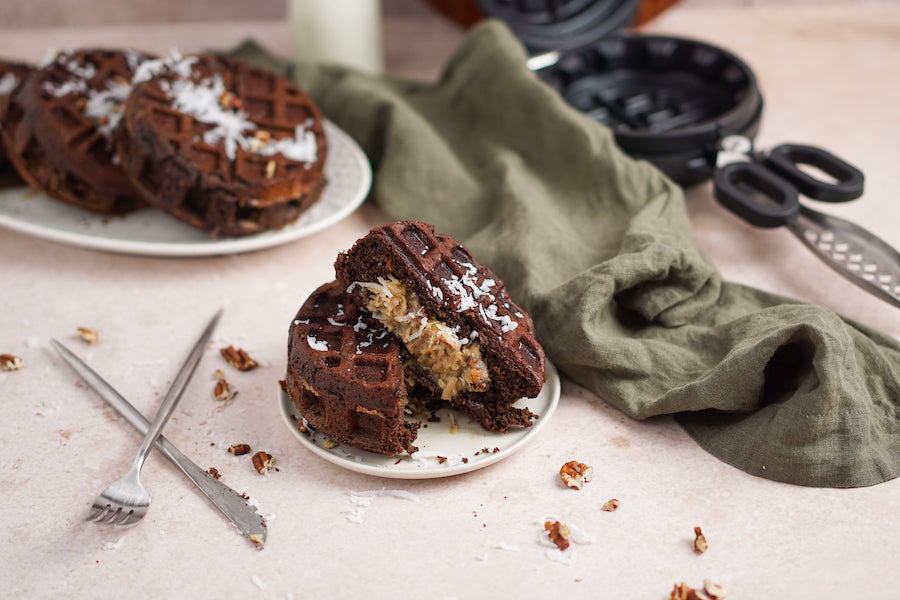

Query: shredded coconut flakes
left=0, top=72, right=18, bottom=95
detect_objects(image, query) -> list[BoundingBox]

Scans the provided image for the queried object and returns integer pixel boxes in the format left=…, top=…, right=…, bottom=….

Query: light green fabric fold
left=228, top=20, right=900, bottom=487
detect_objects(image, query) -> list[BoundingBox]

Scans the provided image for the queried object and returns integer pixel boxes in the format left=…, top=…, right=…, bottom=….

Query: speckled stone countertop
left=1, top=3, right=898, bottom=598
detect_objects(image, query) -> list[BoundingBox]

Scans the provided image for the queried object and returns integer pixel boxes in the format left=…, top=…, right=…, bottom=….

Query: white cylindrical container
left=287, top=0, right=384, bottom=74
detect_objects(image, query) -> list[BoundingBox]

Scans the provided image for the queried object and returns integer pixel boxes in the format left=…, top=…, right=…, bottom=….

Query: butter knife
left=50, top=334, right=268, bottom=549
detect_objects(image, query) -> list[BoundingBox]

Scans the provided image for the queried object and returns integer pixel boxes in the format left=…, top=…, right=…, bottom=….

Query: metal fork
left=83, top=309, right=222, bottom=526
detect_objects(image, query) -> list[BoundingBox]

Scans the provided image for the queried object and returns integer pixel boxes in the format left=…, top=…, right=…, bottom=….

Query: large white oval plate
left=0, top=120, right=370, bottom=257
left=279, top=360, right=560, bottom=479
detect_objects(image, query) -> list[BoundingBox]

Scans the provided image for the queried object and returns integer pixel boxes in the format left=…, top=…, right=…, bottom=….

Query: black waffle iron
left=475, top=1, right=900, bottom=310
left=477, top=0, right=764, bottom=187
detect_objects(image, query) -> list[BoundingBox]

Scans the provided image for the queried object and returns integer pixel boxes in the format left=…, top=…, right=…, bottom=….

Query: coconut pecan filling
left=352, top=276, right=490, bottom=401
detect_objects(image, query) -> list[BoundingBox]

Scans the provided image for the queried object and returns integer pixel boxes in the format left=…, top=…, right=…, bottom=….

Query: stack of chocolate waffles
left=0, top=48, right=328, bottom=237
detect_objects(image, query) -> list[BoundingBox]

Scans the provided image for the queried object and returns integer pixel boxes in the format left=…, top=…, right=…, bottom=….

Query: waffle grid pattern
left=118, top=55, right=327, bottom=236
left=381, top=221, right=545, bottom=386
left=288, top=282, right=415, bottom=455
left=1, top=50, right=146, bottom=213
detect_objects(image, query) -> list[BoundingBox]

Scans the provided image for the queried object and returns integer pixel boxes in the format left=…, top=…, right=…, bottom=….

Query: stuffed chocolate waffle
left=335, top=221, right=545, bottom=433
left=1, top=49, right=151, bottom=213
left=286, top=280, right=420, bottom=456
left=0, top=60, right=33, bottom=188
left=116, top=53, right=328, bottom=237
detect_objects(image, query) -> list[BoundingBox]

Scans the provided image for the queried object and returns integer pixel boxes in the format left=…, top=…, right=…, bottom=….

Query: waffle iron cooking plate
left=477, top=0, right=764, bottom=186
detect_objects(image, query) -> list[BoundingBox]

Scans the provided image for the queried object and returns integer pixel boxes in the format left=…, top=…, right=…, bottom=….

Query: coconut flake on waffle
left=256, top=122, right=318, bottom=163
left=441, top=262, right=518, bottom=333
left=42, top=77, right=87, bottom=98
left=41, top=51, right=152, bottom=155
left=159, top=59, right=318, bottom=163
left=131, top=49, right=197, bottom=85
left=167, top=73, right=249, bottom=160
left=353, top=315, right=391, bottom=354
left=42, top=52, right=95, bottom=98
left=0, top=73, right=18, bottom=96
left=424, top=278, right=444, bottom=302
left=306, top=335, right=328, bottom=352
left=83, top=79, right=132, bottom=139
left=56, top=50, right=97, bottom=80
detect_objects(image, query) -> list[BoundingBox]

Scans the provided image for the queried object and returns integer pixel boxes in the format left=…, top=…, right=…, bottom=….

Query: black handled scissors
left=712, top=136, right=900, bottom=308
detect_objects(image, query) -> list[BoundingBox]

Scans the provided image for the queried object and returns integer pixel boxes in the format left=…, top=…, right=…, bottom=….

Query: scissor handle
left=763, top=144, right=864, bottom=203
left=713, top=161, right=800, bottom=228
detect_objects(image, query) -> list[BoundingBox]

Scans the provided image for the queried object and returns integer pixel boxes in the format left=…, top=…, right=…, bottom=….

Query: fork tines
left=87, top=503, right=140, bottom=527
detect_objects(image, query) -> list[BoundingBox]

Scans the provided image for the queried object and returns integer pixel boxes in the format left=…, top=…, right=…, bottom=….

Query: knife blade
left=50, top=330, right=268, bottom=549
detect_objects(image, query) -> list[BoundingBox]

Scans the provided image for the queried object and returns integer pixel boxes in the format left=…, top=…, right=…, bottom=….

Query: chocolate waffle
left=0, top=60, right=33, bottom=187
left=286, top=280, right=420, bottom=456
left=1, top=49, right=151, bottom=213
left=335, top=221, right=545, bottom=432
left=116, top=53, right=328, bottom=237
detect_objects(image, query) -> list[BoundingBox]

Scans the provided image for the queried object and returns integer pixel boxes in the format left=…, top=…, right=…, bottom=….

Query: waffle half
left=287, top=280, right=419, bottom=456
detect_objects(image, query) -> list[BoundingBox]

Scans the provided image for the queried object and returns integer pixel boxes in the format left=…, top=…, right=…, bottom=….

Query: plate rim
left=0, top=120, right=371, bottom=257
left=278, top=359, right=561, bottom=479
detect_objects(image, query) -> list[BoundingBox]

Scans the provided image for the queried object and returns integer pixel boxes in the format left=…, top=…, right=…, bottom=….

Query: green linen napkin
left=229, top=20, right=900, bottom=488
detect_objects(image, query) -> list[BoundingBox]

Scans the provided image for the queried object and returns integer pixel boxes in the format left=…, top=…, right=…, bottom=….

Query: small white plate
left=0, top=120, right=371, bottom=257
left=279, top=360, right=560, bottom=479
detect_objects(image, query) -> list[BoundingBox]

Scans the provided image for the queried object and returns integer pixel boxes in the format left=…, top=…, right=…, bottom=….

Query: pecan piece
left=544, top=520, right=570, bottom=550
left=0, top=354, right=24, bottom=371
left=77, top=327, right=98, bottom=344
left=693, top=526, right=708, bottom=554
left=214, top=378, right=236, bottom=402
left=229, top=443, right=251, bottom=456
left=252, top=451, right=275, bottom=474
left=602, top=498, right=621, bottom=512
left=207, top=467, right=221, bottom=480
left=667, top=580, right=726, bottom=600
left=703, top=579, right=726, bottom=599
left=218, top=91, right=242, bottom=110
left=668, top=582, right=692, bottom=600
left=220, top=346, right=259, bottom=371
left=559, top=460, right=593, bottom=490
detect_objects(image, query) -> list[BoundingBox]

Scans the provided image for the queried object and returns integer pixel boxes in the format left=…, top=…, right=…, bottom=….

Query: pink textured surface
left=1, top=5, right=898, bottom=598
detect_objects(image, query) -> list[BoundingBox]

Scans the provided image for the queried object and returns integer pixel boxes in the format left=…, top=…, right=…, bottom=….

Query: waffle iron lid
left=475, top=0, right=641, bottom=52
left=475, top=0, right=764, bottom=186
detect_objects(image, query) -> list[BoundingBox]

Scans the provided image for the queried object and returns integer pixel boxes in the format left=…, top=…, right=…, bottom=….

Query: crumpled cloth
left=228, top=20, right=900, bottom=487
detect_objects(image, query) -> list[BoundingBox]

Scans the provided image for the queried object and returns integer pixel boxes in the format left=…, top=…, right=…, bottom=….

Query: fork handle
left=130, top=309, right=222, bottom=472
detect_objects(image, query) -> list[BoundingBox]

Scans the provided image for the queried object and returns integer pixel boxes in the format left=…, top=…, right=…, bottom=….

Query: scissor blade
left=791, top=205, right=900, bottom=309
